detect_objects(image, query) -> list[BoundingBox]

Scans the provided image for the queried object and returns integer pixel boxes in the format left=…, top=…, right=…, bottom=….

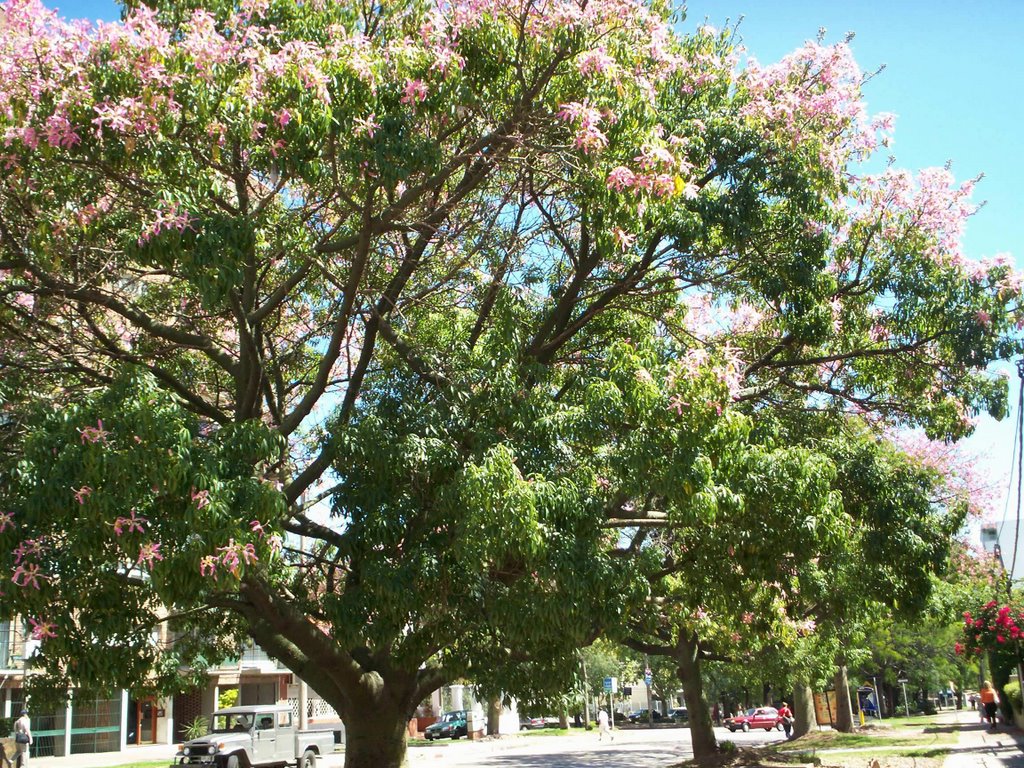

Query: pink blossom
left=200, top=555, right=218, bottom=579
left=13, top=539, right=44, bottom=565
left=976, top=310, right=992, bottom=327
left=137, top=542, right=163, bottom=569
left=742, top=612, right=754, bottom=624
left=354, top=113, right=379, bottom=139
left=401, top=79, right=428, bottom=105
left=250, top=519, right=266, bottom=538
left=79, top=418, right=110, bottom=444
left=0, top=512, right=13, bottom=533
left=138, top=202, right=195, bottom=246
left=12, top=563, right=44, bottom=590
left=190, top=488, right=211, bottom=510
left=275, top=108, right=292, bottom=128
left=73, top=485, right=92, bottom=504
left=577, top=48, right=616, bottom=78
left=267, top=533, right=283, bottom=555
left=28, top=617, right=57, bottom=640
left=112, top=509, right=147, bottom=536
left=612, top=227, right=635, bottom=251
left=668, top=393, right=689, bottom=415
left=869, top=323, right=890, bottom=342
left=217, top=539, right=259, bottom=576
left=606, top=166, right=636, bottom=192
left=44, top=110, right=80, bottom=149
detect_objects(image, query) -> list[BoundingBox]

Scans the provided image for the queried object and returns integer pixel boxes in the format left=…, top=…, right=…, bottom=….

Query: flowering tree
left=0, top=1, right=1021, bottom=766
left=958, top=601, right=1024, bottom=656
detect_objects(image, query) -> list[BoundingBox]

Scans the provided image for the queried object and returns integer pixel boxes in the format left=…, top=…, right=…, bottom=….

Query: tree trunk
left=675, top=633, right=717, bottom=759
left=343, top=707, right=411, bottom=768
left=792, top=681, right=815, bottom=738
left=833, top=663, right=854, bottom=733
left=558, top=711, right=569, bottom=729
left=487, top=697, right=502, bottom=736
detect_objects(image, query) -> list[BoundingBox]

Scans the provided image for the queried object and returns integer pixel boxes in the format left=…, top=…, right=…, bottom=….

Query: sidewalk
left=942, top=707, right=1024, bottom=768
left=34, top=744, right=172, bottom=768
left=32, top=744, right=346, bottom=768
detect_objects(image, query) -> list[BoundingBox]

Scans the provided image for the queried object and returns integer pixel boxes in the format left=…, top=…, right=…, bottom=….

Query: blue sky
left=46, top=0, right=1024, bottom=521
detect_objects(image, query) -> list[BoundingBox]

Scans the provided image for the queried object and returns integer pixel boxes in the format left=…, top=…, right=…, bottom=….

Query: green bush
left=1004, top=680, right=1022, bottom=713
left=0, top=718, right=12, bottom=737
left=719, top=740, right=736, bottom=753
left=184, top=716, right=209, bottom=741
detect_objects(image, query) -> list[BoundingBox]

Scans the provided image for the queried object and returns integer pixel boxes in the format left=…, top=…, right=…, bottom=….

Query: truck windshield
left=211, top=714, right=253, bottom=733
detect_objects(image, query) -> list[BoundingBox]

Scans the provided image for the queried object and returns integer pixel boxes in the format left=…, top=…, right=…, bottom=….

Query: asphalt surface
left=42, top=712, right=1024, bottom=768
left=406, top=724, right=785, bottom=767
left=29, top=724, right=781, bottom=768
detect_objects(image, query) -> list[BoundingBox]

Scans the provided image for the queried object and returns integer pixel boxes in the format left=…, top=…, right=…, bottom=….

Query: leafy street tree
left=618, top=416, right=978, bottom=754
left=0, top=1, right=1020, bottom=766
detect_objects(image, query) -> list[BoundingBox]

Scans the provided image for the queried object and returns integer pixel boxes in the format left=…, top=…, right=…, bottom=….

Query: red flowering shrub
left=957, top=601, right=1024, bottom=655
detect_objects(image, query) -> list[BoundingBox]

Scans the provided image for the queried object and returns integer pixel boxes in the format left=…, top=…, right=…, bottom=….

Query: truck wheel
left=298, top=750, right=316, bottom=768
left=225, top=755, right=240, bottom=768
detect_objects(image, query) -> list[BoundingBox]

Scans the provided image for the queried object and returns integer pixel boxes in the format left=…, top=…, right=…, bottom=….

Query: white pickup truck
left=172, top=705, right=336, bottom=768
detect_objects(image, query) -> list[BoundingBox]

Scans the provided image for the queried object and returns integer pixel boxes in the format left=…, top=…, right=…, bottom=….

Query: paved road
left=406, top=725, right=788, bottom=768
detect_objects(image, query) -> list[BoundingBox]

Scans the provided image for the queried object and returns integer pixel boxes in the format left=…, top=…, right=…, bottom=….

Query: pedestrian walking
left=597, top=708, right=614, bottom=742
left=13, top=709, right=31, bottom=768
left=777, top=701, right=794, bottom=739
left=980, top=681, right=999, bottom=729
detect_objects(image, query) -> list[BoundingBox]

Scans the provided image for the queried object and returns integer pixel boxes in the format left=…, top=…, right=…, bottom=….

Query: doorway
left=127, top=698, right=158, bottom=745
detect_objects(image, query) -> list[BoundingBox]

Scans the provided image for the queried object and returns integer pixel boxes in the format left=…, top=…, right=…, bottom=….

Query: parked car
left=724, top=706, right=783, bottom=732
left=627, top=709, right=663, bottom=723
left=669, top=707, right=689, bottom=723
left=424, top=710, right=468, bottom=740
left=173, top=705, right=335, bottom=768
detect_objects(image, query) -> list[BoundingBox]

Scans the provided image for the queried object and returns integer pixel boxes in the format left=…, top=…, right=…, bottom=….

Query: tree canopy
left=0, top=0, right=1020, bottom=765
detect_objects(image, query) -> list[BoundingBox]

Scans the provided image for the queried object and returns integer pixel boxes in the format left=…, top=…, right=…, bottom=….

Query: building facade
left=0, top=624, right=342, bottom=758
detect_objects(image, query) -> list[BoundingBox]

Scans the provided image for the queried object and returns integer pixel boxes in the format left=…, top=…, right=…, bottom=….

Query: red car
left=725, top=706, right=783, bottom=732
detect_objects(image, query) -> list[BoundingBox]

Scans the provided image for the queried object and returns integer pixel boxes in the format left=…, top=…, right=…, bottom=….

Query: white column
left=120, top=690, right=129, bottom=751
left=64, top=694, right=73, bottom=757
left=449, top=685, right=464, bottom=711
left=298, top=679, right=308, bottom=730
left=430, top=688, right=442, bottom=716
left=165, top=696, right=175, bottom=744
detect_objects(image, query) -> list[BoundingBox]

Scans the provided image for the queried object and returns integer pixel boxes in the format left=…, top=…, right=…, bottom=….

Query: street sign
left=603, top=676, right=618, bottom=694
left=644, top=673, right=652, bottom=686
left=898, top=678, right=908, bottom=683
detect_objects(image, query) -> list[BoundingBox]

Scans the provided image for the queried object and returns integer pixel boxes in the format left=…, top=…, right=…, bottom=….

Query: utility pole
left=644, top=657, right=653, bottom=727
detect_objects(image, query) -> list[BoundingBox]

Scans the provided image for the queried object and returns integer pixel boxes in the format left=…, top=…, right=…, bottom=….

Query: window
left=277, top=711, right=292, bottom=729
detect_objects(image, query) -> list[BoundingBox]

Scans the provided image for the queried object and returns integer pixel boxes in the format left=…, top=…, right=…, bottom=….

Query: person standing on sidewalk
left=979, top=681, right=999, bottom=729
left=13, top=709, right=31, bottom=768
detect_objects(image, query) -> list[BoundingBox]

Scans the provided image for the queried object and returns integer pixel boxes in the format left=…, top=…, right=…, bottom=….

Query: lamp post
left=898, top=678, right=910, bottom=717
